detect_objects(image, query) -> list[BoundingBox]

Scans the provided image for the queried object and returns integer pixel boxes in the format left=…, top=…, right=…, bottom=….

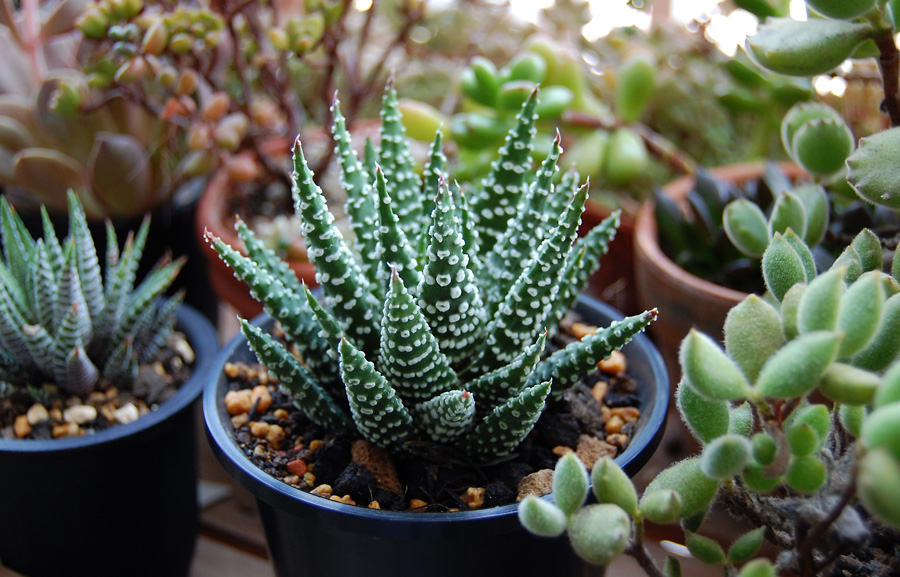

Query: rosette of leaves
left=207, top=85, right=657, bottom=463
left=0, top=192, right=184, bottom=398
left=521, top=228, right=900, bottom=576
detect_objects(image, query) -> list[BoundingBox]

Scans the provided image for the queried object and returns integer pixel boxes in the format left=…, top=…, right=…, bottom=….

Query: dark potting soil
left=222, top=315, right=645, bottom=513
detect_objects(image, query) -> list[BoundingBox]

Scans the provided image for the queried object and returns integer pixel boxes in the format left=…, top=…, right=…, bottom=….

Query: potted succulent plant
left=521, top=227, right=900, bottom=576
left=202, top=87, right=670, bottom=577
left=0, top=193, right=218, bottom=577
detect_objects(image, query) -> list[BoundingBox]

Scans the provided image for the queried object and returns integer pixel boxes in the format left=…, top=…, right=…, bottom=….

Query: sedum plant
left=206, top=85, right=658, bottom=463
left=0, top=192, right=184, bottom=398
left=521, top=228, right=900, bottom=576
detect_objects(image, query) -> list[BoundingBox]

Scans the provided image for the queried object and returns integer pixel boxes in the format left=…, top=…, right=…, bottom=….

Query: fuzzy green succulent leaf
left=831, top=245, right=864, bottom=284
left=66, top=191, right=104, bottom=322
left=639, top=489, right=682, bottom=524
left=847, top=127, right=900, bottom=209
left=728, top=402, right=754, bottom=436
left=762, top=232, right=808, bottom=301
left=591, top=456, right=639, bottom=517
left=680, top=329, right=751, bottom=401
left=416, top=389, right=474, bottom=443
left=724, top=199, right=769, bottom=258
left=738, top=559, right=776, bottom=577
left=465, top=379, right=550, bottom=461
left=685, top=532, right=726, bottom=565
left=785, top=454, right=826, bottom=493
left=518, top=496, right=567, bottom=537
left=791, top=118, right=855, bottom=178
left=793, top=184, right=830, bottom=247
left=527, top=308, right=657, bottom=393
left=797, top=267, right=845, bottom=334
left=754, top=331, right=841, bottom=399
left=553, top=451, right=590, bottom=516
left=567, top=504, right=631, bottom=566
left=471, top=89, right=539, bottom=249
left=379, top=269, right=458, bottom=404
left=768, top=193, right=807, bottom=241
left=780, top=283, right=805, bottom=341
left=873, top=361, right=900, bottom=408
left=642, top=457, right=719, bottom=519
left=839, top=404, right=866, bottom=437
left=861, top=402, right=900, bottom=461
left=724, top=295, right=784, bottom=382
left=741, top=462, right=783, bottom=493
left=235, top=218, right=306, bottom=298
left=751, top=433, right=778, bottom=466
left=339, top=336, right=416, bottom=450
left=676, top=380, right=730, bottom=445
left=241, top=319, right=350, bottom=431
left=850, top=229, right=882, bottom=273
left=783, top=229, right=816, bottom=283
left=747, top=18, right=872, bottom=77
left=836, top=272, right=885, bottom=358
left=820, top=362, right=880, bottom=405
left=292, top=141, right=381, bottom=353
left=857, top=447, right=900, bottom=529
left=700, top=434, right=751, bottom=480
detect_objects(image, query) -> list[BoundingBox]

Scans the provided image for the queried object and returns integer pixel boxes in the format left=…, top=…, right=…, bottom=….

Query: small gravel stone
left=462, top=487, right=486, bottom=510
left=576, top=434, right=617, bottom=470
left=250, top=421, right=270, bottom=438
left=170, top=332, right=195, bottom=364
left=14, top=415, right=31, bottom=438
left=26, top=404, right=49, bottom=425
left=409, top=499, right=428, bottom=510
left=517, top=469, right=554, bottom=501
left=597, top=350, right=627, bottom=375
left=225, top=390, right=253, bottom=415
left=251, top=385, right=273, bottom=413
left=286, top=459, right=308, bottom=476
left=52, top=422, right=80, bottom=438
left=113, top=403, right=140, bottom=425
left=63, top=405, right=97, bottom=425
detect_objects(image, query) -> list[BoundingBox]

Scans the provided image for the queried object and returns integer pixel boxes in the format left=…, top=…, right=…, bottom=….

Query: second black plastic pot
left=0, top=304, right=218, bottom=577
left=204, top=294, right=669, bottom=577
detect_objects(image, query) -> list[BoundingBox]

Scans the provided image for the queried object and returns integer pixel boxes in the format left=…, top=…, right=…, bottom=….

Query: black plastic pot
left=204, top=294, right=669, bottom=577
left=0, top=304, right=218, bottom=577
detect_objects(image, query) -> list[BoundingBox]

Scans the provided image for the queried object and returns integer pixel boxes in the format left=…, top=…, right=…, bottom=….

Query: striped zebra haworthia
left=207, top=84, right=657, bottom=463
left=0, top=192, right=183, bottom=397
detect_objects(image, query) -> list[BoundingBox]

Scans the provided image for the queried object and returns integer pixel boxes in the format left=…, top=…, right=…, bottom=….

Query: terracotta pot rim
left=635, top=161, right=808, bottom=301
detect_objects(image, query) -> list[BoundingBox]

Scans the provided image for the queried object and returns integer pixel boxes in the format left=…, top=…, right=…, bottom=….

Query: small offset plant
left=207, top=84, right=658, bottom=463
left=0, top=192, right=184, bottom=398
left=521, top=229, right=900, bottom=576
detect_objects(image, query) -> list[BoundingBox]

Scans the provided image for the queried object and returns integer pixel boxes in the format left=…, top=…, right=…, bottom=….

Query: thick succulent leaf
left=379, top=269, right=458, bottom=404
left=333, top=98, right=379, bottom=286
left=417, top=389, right=475, bottom=443
left=467, top=332, right=545, bottom=416
left=206, top=232, right=339, bottom=388
left=419, top=181, right=485, bottom=369
left=676, top=380, right=730, bottom=445
left=836, top=272, right=885, bottom=358
left=792, top=184, right=829, bottom=247
left=831, top=245, right=864, bottom=283
left=797, top=267, right=845, bottom=334
left=747, top=18, right=872, bottom=77
left=724, top=199, right=769, bottom=258
left=0, top=116, right=36, bottom=152
left=292, top=140, right=381, bottom=354
left=21, top=324, right=54, bottom=379
left=642, top=457, right=719, bottom=518
left=134, top=293, right=182, bottom=363
left=40, top=206, right=65, bottom=277
left=853, top=293, right=900, bottom=371
left=340, top=336, right=416, bottom=450
left=470, top=89, right=539, bottom=250
left=112, top=258, right=183, bottom=349
left=724, top=295, right=784, bottom=382
left=847, top=127, right=900, bottom=209
left=377, top=83, right=423, bottom=240
left=680, top=329, right=751, bottom=401
left=12, top=148, right=92, bottom=210
left=374, top=167, right=420, bottom=298
left=101, top=336, right=136, bottom=388
left=241, top=319, right=350, bottom=431
left=94, top=218, right=149, bottom=345
left=65, top=344, right=100, bottom=397
left=850, top=229, right=883, bottom=273
left=762, top=232, right=808, bottom=301
left=29, top=241, right=58, bottom=331
left=66, top=191, right=104, bottom=322
left=235, top=218, right=306, bottom=297
left=52, top=302, right=86, bottom=390
left=527, top=309, right=657, bottom=393
left=483, top=134, right=562, bottom=312
left=419, top=128, right=447, bottom=251
left=476, top=183, right=588, bottom=373
left=547, top=210, right=620, bottom=336
left=754, top=331, right=841, bottom=398
left=89, top=133, right=154, bottom=216
left=55, top=242, right=92, bottom=345
left=782, top=229, right=816, bottom=283
left=767, top=192, right=806, bottom=241
left=465, top=380, right=550, bottom=462
left=0, top=197, right=35, bottom=289
left=452, top=184, right=482, bottom=279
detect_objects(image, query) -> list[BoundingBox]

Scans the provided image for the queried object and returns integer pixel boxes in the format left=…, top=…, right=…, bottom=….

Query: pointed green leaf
left=676, top=380, right=730, bottom=445
left=591, top=456, right=639, bottom=517
left=680, top=330, right=750, bottom=401
left=724, top=295, right=784, bottom=382
left=754, top=331, right=841, bottom=398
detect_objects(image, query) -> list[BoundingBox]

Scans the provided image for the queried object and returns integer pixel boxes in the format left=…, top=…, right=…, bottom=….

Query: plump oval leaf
left=836, top=272, right=885, bottom=358
left=728, top=527, right=766, bottom=563
left=857, top=448, right=900, bottom=530
left=591, top=456, right=639, bottom=516
left=762, top=232, right=808, bottom=301
left=553, top=452, right=589, bottom=516
left=820, top=362, right=881, bottom=405
left=724, top=295, right=784, bottom=382
left=680, top=330, right=751, bottom=401
left=747, top=18, right=872, bottom=77
left=847, top=127, right=900, bottom=209
left=518, top=495, right=568, bottom=537
left=643, top=457, right=719, bottom=518
left=676, top=381, right=730, bottom=444
left=567, top=504, right=632, bottom=566
left=754, top=331, right=841, bottom=398
left=724, top=199, right=769, bottom=258
left=685, top=532, right=726, bottom=565
left=797, top=267, right=846, bottom=334
left=701, top=435, right=752, bottom=480
left=786, top=454, right=827, bottom=493
left=861, top=403, right=900, bottom=461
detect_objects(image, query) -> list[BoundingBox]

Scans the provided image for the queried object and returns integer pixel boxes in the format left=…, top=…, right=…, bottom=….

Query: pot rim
left=0, top=304, right=218, bottom=456
left=203, top=293, right=669, bottom=536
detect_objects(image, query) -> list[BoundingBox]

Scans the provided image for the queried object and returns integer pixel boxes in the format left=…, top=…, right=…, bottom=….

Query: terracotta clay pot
left=633, top=162, right=807, bottom=386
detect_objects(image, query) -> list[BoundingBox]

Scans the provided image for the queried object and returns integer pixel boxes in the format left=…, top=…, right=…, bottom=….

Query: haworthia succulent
left=378, top=82, right=423, bottom=241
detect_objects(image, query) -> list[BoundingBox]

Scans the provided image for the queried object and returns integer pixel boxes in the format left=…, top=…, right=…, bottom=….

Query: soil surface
left=222, top=314, right=647, bottom=513
left=0, top=332, right=196, bottom=440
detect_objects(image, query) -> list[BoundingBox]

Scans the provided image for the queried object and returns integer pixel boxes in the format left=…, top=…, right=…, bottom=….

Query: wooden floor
left=0, top=304, right=725, bottom=577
